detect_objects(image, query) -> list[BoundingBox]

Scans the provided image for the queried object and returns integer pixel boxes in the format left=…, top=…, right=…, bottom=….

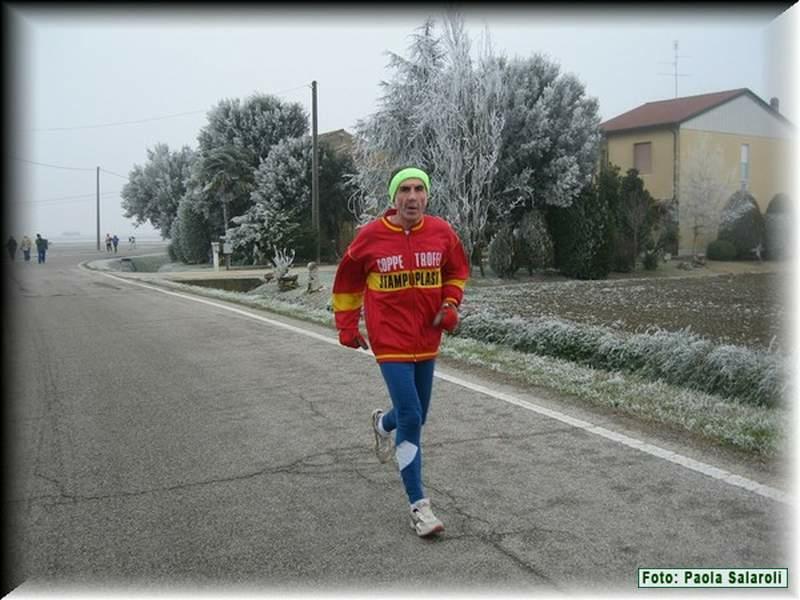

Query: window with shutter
left=740, top=144, right=750, bottom=187
left=633, top=142, right=652, bottom=174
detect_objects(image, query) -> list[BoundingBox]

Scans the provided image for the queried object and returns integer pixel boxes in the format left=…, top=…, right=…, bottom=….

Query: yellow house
left=600, top=89, right=794, bottom=256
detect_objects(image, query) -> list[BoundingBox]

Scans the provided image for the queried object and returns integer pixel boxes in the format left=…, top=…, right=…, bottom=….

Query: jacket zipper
left=404, top=228, right=418, bottom=361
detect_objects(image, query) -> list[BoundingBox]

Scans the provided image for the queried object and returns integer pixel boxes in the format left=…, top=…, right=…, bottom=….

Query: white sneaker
left=371, top=409, right=394, bottom=464
left=409, top=498, right=444, bottom=537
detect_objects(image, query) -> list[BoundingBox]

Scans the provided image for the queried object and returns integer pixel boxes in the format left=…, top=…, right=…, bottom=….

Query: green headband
left=388, top=167, right=430, bottom=202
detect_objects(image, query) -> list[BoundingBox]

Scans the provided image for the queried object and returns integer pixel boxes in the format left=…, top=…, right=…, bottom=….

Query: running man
left=332, top=166, right=469, bottom=537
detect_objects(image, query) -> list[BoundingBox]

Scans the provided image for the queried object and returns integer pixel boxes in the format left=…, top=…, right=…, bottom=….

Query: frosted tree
left=228, top=202, right=299, bottom=266
left=348, top=14, right=504, bottom=272
left=495, top=55, right=601, bottom=216
left=348, top=13, right=600, bottom=276
left=348, top=19, right=444, bottom=221
left=227, top=137, right=309, bottom=261
left=186, top=93, right=308, bottom=238
left=191, top=144, right=256, bottom=235
left=197, top=94, right=307, bottom=162
left=121, top=143, right=195, bottom=238
left=680, top=137, right=736, bottom=255
left=229, top=136, right=357, bottom=263
left=423, top=14, right=506, bottom=273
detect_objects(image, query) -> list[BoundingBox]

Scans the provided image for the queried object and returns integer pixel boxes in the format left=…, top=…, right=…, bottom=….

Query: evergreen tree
left=349, top=13, right=601, bottom=276
left=548, top=182, right=613, bottom=280
left=228, top=137, right=357, bottom=263
left=176, top=198, right=211, bottom=264
left=614, top=168, right=656, bottom=272
left=514, top=209, right=554, bottom=274
left=348, top=19, right=444, bottom=220
left=186, top=93, right=308, bottom=238
left=495, top=56, right=601, bottom=219
left=422, top=13, right=506, bottom=274
left=197, top=94, right=307, bottom=162
left=488, top=226, right=516, bottom=277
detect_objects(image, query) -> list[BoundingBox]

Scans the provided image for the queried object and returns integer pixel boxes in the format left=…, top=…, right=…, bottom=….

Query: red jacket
left=332, top=209, right=469, bottom=363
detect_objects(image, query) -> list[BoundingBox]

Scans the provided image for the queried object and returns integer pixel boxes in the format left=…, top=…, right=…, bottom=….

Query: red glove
left=432, top=302, right=459, bottom=332
left=339, top=329, right=369, bottom=349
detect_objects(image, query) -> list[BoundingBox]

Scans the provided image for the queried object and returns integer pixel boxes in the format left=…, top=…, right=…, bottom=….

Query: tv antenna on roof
left=658, top=40, right=691, bottom=98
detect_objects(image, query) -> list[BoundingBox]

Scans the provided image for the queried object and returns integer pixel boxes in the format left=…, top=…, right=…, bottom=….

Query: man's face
left=393, top=178, right=428, bottom=227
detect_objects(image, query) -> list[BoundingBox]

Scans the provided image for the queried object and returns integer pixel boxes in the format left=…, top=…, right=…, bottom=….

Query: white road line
left=94, top=269, right=790, bottom=506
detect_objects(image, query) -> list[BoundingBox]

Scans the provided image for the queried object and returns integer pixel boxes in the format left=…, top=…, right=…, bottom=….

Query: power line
left=21, top=190, right=122, bottom=205
left=28, top=110, right=207, bottom=132
left=11, top=156, right=96, bottom=172
left=267, top=83, right=312, bottom=96
left=99, top=168, right=128, bottom=179
left=13, top=157, right=130, bottom=180
left=26, top=83, right=312, bottom=133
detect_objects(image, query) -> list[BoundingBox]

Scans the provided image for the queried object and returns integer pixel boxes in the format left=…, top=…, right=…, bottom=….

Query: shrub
left=653, top=198, right=679, bottom=256
left=717, top=190, right=765, bottom=259
left=765, top=193, right=790, bottom=260
left=488, top=226, right=516, bottom=278
left=455, top=312, right=785, bottom=408
left=514, top=209, right=554, bottom=274
left=642, top=240, right=659, bottom=270
left=706, top=239, right=737, bottom=261
left=766, top=193, right=789, bottom=215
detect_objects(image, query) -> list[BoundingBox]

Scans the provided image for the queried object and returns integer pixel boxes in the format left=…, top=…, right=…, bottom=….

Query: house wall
left=604, top=128, right=675, bottom=201
left=682, top=94, right=794, bottom=140
left=677, top=117, right=793, bottom=255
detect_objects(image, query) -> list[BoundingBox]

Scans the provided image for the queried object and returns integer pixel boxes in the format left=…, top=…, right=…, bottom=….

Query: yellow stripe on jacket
left=331, top=291, right=364, bottom=311
left=366, top=268, right=442, bottom=292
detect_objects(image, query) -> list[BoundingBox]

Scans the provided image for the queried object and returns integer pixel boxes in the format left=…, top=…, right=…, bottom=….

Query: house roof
left=318, top=128, right=354, bottom=156
left=599, top=88, right=788, bottom=133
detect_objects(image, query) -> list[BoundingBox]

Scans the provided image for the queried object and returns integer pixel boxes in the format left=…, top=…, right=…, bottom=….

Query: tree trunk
left=471, top=244, right=485, bottom=277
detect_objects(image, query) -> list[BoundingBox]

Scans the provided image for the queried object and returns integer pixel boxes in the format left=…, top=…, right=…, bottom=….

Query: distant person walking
left=20, top=235, right=32, bottom=262
left=112, top=234, right=119, bottom=254
left=35, top=234, right=48, bottom=264
left=105, top=234, right=112, bottom=253
left=6, top=235, right=18, bottom=261
left=128, top=235, right=136, bottom=250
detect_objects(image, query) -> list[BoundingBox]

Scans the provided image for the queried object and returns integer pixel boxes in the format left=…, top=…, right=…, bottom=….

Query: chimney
left=770, top=97, right=780, bottom=112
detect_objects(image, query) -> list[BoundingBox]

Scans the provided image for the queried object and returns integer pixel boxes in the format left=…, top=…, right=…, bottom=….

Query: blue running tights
left=378, top=360, right=435, bottom=504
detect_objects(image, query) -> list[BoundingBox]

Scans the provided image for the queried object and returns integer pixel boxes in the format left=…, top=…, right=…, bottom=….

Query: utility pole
left=658, top=40, right=690, bottom=98
left=311, top=80, right=320, bottom=264
left=96, top=166, right=101, bottom=251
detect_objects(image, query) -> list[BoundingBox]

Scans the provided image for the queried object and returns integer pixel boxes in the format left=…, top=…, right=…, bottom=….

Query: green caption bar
left=639, top=568, right=788, bottom=588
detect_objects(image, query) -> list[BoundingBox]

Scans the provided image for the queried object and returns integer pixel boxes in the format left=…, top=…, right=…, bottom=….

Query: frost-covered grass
left=456, top=312, right=786, bottom=408
left=130, top=255, right=173, bottom=272
left=133, top=276, right=335, bottom=326
left=440, top=336, right=785, bottom=457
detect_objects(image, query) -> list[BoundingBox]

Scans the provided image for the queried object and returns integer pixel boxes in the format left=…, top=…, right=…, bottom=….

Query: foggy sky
left=7, top=5, right=796, bottom=241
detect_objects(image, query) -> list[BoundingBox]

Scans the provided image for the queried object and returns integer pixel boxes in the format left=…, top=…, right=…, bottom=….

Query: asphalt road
left=4, top=243, right=791, bottom=595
